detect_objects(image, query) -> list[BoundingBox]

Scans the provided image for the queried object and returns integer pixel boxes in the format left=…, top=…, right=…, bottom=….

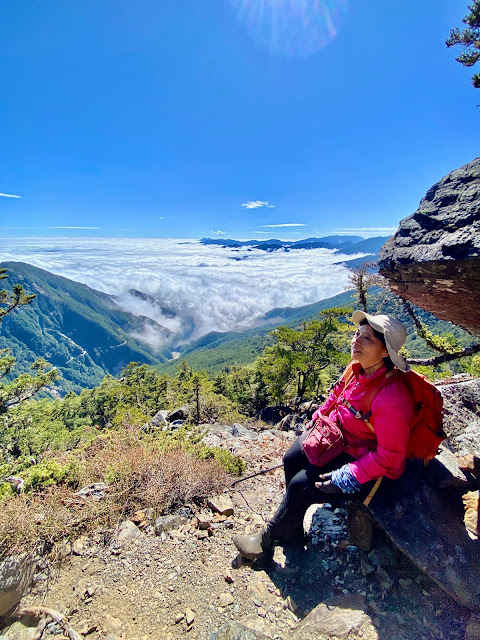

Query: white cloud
left=210, top=230, right=226, bottom=235
left=0, top=237, right=366, bottom=349
left=0, top=192, right=22, bottom=199
left=241, top=201, right=275, bottom=209
left=49, top=226, right=103, bottom=230
left=260, top=223, right=306, bottom=228
left=158, top=217, right=164, bottom=220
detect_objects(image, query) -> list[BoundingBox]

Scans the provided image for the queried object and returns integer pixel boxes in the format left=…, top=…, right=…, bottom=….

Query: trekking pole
left=231, top=463, right=284, bottom=487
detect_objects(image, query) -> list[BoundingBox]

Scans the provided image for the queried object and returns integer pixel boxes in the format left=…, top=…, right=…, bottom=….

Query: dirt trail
left=2, top=430, right=472, bottom=640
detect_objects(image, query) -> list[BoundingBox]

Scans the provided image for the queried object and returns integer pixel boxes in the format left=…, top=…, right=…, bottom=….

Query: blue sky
left=1, top=0, right=479, bottom=240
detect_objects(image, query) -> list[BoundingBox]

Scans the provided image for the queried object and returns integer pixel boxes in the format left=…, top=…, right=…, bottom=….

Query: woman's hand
left=315, top=472, right=342, bottom=494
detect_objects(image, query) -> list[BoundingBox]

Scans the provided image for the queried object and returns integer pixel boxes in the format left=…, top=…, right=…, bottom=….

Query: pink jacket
left=311, top=362, right=413, bottom=484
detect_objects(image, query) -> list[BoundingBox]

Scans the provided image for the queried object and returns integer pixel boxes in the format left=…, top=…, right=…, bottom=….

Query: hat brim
left=352, top=310, right=410, bottom=372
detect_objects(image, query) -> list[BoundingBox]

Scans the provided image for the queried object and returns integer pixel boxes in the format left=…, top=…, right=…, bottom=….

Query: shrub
left=0, top=423, right=241, bottom=558
left=194, top=445, right=245, bottom=475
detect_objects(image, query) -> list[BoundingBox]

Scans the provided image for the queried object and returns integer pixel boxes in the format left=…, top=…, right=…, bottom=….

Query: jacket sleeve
left=348, top=380, right=413, bottom=484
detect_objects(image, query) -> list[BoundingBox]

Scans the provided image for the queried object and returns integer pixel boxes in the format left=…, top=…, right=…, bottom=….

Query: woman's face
left=351, top=324, right=388, bottom=369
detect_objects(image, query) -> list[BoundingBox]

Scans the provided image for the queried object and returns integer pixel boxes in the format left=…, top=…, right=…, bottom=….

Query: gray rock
left=154, top=514, right=187, bottom=535
left=291, top=594, right=378, bottom=640
left=440, top=379, right=480, bottom=457
left=304, top=504, right=345, bottom=540
left=0, top=552, right=39, bottom=616
left=231, top=423, right=253, bottom=437
left=207, top=494, right=234, bottom=516
left=103, top=615, right=123, bottom=636
left=378, top=156, right=480, bottom=336
left=367, top=545, right=397, bottom=568
left=143, top=409, right=168, bottom=430
left=422, top=446, right=471, bottom=488
left=196, top=512, right=212, bottom=530
left=208, top=621, right=273, bottom=640
left=74, top=482, right=108, bottom=499
left=375, top=566, right=394, bottom=591
left=72, top=535, right=90, bottom=556
left=466, top=613, right=480, bottom=640
left=166, top=405, right=190, bottom=422
left=278, top=414, right=305, bottom=432
left=0, top=621, right=36, bottom=640
left=115, top=520, right=142, bottom=545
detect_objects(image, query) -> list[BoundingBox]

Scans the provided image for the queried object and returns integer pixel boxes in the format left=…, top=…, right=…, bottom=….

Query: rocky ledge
left=378, top=157, right=480, bottom=336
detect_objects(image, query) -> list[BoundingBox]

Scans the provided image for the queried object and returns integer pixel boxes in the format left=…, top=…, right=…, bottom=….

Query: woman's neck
left=360, top=359, right=385, bottom=378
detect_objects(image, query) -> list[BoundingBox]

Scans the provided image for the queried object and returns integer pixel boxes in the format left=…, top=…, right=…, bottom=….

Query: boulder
left=231, top=423, right=253, bottom=438
left=439, top=378, right=480, bottom=457
left=0, top=621, right=36, bottom=640
left=207, top=495, right=234, bottom=517
left=142, top=409, right=168, bottom=431
left=291, top=594, right=378, bottom=640
left=166, top=406, right=190, bottom=422
left=277, top=414, right=305, bottom=432
left=115, top=520, right=142, bottom=545
left=259, top=405, right=290, bottom=424
left=421, top=447, right=472, bottom=489
left=0, top=553, right=39, bottom=617
left=378, top=157, right=480, bottom=336
left=367, top=463, right=480, bottom=610
left=154, top=514, right=187, bottom=535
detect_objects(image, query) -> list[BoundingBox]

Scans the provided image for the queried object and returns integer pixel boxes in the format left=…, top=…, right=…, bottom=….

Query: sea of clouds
left=0, top=238, right=368, bottom=350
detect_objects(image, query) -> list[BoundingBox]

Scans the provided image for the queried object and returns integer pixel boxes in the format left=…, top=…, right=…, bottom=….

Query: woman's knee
left=285, top=470, right=310, bottom=499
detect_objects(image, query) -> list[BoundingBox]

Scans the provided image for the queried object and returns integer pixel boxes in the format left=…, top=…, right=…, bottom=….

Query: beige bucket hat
left=352, top=310, right=410, bottom=372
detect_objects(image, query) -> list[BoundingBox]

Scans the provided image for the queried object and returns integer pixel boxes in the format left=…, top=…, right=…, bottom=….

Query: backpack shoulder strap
left=343, top=369, right=401, bottom=434
left=342, top=362, right=356, bottom=387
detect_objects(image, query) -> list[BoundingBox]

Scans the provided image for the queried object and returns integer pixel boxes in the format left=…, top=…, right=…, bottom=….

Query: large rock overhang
left=378, top=158, right=480, bottom=337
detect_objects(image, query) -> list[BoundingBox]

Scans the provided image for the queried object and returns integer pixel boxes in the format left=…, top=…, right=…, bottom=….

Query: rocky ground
left=1, top=424, right=477, bottom=640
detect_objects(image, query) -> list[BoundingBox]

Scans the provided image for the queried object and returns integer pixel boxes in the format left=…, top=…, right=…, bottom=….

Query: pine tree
left=446, top=1, right=480, bottom=87
left=0, top=268, right=58, bottom=414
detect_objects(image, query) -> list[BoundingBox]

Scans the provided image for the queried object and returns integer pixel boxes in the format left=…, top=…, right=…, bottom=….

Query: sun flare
left=230, top=0, right=348, bottom=57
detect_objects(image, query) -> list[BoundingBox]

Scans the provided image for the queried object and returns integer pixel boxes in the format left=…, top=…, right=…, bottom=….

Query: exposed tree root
left=14, top=606, right=82, bottom=640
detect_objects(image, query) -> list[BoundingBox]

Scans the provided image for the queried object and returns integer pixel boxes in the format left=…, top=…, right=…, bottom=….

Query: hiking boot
left=233, top=528, right=273, bottom=561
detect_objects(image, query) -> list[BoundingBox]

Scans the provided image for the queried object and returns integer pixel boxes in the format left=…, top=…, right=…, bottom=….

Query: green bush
left=194, top=445, right=245, bottom=476
left=23, top=458, right=81, bottom=492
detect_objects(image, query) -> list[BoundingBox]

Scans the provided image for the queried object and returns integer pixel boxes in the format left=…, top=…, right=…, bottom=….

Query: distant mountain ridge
left=201, top=235, right=388, bottom=251
left=201, top=235, right=364, bottom=247
left=201, top=235, right=390, bottom=265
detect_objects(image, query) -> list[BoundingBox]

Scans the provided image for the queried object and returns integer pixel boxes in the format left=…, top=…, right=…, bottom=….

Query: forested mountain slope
left=158, top=289, right=474, bottom=376
left=0, top=262, right=170, bottom=392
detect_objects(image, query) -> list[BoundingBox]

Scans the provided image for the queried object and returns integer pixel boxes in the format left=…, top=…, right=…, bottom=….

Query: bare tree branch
left=408, top=342, right=480, bottom=366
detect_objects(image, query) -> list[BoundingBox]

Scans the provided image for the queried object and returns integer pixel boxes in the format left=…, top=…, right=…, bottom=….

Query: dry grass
left=0, top=427, right=229, bottom=560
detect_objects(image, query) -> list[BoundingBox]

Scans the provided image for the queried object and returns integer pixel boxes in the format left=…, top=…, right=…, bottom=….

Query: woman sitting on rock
left=233, top=311, right=414, bottom=561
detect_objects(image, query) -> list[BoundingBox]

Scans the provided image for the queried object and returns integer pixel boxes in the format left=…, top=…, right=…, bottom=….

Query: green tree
left=213, top=364, right=269, bottom=416
left=0, top=267, right=35, bottom=321
left=446, top=1, right=480, bottom=87
left=258, top=308, right=352, bottom=404
left=0, top=268, right=58, bottom=415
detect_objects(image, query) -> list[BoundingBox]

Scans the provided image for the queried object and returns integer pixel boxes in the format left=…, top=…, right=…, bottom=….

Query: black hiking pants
left=266, top=431, right=365, bottom=543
